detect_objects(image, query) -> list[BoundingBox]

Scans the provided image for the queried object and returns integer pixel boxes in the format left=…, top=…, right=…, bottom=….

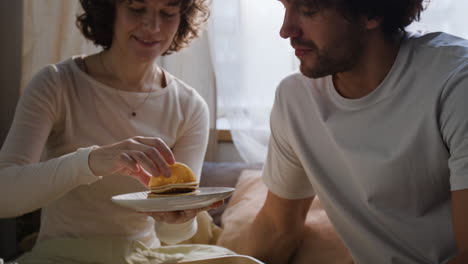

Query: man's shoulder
left=275, top=73, right=307, bottom=103
left=278, top=72, right=307, bottom=87
left=276, top=72, right=329, bottom=98
left=408, top=31, right=468, bottom=59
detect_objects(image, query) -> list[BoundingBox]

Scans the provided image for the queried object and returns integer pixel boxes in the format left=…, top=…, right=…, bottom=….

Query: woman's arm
left=153, top=90, right=210, bottom=244
left=0, top=66, right=99, bottom=218
left=169, top=94, right=209, bottom=179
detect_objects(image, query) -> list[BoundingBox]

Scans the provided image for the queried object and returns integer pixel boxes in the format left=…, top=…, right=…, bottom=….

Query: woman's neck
left=98, top=48, right=164, bottom=92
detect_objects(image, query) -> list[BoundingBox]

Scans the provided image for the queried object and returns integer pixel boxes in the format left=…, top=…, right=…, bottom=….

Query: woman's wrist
left=75, top=146, right=102, bottom=183
left=87, top=146, right=102, bottom=177
left=155, top=217, right=198, bottom=245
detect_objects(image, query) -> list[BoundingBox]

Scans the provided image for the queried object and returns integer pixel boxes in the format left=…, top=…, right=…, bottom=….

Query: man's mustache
left=291, top=38, right=317, bottom=50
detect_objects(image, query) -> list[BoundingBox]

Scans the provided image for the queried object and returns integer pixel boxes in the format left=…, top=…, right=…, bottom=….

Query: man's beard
left=293, top=28, right=366, bottom=79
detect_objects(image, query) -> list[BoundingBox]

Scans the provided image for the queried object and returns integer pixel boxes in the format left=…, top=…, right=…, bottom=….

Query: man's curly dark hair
left=76, top=0, right=210, bottom=55
left=298, top=0, right=429, bottom=38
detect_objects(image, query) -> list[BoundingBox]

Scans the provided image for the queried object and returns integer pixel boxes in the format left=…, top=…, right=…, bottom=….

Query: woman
left=0, top=0, right=232, bottom=262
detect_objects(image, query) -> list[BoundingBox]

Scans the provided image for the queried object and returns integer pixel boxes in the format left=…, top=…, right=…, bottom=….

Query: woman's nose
left=143, top=13, right=160, bottom=32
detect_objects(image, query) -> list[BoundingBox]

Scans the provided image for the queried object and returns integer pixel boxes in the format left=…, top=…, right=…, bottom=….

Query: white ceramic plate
left=111, top=187, right=235, bottom=212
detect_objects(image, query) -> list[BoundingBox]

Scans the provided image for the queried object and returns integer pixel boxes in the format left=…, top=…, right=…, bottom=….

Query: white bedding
left=15, top=236, right=240, bottom=264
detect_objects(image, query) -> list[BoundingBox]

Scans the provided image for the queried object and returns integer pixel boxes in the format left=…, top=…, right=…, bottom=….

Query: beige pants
left=16, top=237, right=235, bottom=264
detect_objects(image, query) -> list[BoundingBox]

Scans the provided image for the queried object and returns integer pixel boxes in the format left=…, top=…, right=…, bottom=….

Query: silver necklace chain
left=98, top=52, right=154, bottom=117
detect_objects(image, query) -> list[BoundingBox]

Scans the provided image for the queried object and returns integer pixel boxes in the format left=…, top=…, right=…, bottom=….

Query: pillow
left=216, top=170, right=354, bottom=264
left=200, top=162, right=263, bottom=226
left=216, top=170, right=267, bottom=250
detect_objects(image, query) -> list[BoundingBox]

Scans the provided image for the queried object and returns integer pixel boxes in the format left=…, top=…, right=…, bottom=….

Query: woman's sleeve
left=154, top=89, right=210, bottom=244
left=0, top=65, right=99, bottom=218
left=170, top=92, right=210, bottom=180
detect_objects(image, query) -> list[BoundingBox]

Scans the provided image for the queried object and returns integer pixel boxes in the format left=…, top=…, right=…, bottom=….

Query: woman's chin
left=133, top=51, right=161, bottom=63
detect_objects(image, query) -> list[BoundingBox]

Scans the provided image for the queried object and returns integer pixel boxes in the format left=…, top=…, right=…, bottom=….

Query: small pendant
left=131, top=112, right=136, bottom=117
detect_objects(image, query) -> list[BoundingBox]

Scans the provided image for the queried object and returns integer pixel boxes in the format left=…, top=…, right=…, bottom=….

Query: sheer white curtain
left=209, top=0, right=296, bottom=163
left=408, top=0, right=468, bottom=39
left=209, top=0, right=468, bottom=164
left=22, top=0, right=99, bottom=91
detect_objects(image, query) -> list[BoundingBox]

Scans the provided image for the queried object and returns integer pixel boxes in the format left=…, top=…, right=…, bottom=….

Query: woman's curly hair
left=300, top=0, right=429, bottom=38
left=76, top=0, right=210, bottom=55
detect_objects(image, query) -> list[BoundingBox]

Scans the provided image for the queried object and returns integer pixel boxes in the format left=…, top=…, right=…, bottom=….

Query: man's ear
left=365, top=17, right=382, bottom=30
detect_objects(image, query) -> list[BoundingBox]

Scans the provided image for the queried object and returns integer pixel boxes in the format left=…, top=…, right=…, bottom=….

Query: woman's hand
left=143, top=200, right=224, bottom=224
left=88, top=136, right=175, bottom=186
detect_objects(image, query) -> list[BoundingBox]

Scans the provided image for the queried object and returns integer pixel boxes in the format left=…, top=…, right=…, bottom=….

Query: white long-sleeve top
left=0, top=56, right=209, bottom=246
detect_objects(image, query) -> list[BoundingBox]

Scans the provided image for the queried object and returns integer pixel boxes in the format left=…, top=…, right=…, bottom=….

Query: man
left=238, top=0, right=468, bottom=263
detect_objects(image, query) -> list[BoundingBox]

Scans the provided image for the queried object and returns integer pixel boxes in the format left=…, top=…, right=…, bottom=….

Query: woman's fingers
left=126, top=149, right=160, bottom=177
left=181, top=200, right=224, bottom=218
left=143, top=200, right=226, bottom=224
left=118, top=152, right=139, bottom=173
left=134, top=137, right=175, bottom=164
left=88, top=136, right=174, bottom=181
left=129, top=167, right=151, bottom=187
left=133, top=137, right=175, bottom=165
left=125, top=137, right=175, bottom=177
left=117, top=153, right=152, bottom=186
left=208, top=200, right=224, bottom=209
left=155, top=211, right=195, bottom=224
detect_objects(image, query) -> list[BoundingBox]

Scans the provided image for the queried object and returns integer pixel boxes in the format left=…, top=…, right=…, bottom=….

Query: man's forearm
left=236, top=192, right=312, bottom=263
left=238, top=212, right=303, bottom=264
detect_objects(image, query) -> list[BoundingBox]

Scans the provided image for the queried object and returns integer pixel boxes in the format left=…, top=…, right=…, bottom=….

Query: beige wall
left=0, top=0, right=23, bottom=146
left=0, top=0, right=22, bottom=260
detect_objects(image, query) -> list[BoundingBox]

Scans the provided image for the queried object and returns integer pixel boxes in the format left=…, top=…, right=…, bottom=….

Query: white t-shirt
left=263, top=32, right=468, bottom=263
left=0, top=56, right=209, bottom=247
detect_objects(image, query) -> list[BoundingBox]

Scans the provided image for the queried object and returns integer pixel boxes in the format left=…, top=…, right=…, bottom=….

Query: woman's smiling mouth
left=132, top=35, right=161, bottom=47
